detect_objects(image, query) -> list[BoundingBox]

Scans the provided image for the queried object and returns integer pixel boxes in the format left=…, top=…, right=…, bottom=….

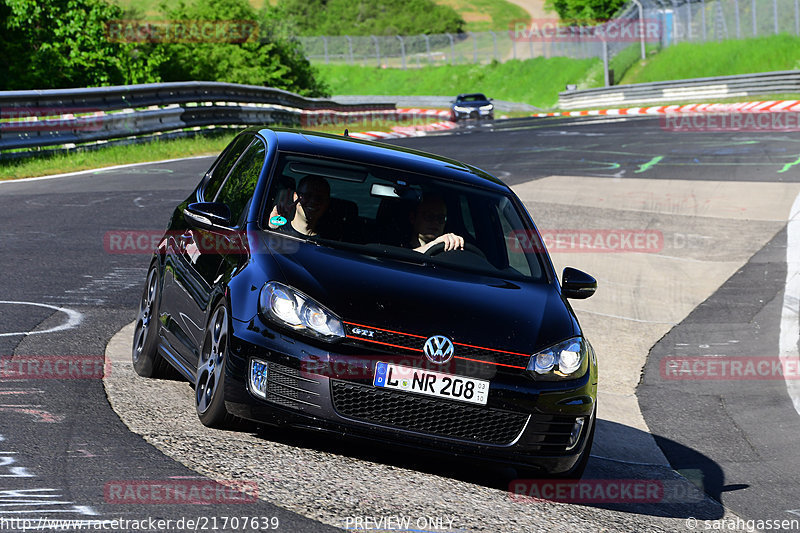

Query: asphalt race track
left=2, top=115, right=800, bottom=532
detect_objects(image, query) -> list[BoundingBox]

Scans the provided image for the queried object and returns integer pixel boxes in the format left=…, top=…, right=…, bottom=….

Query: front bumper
left=224, top=318, right=596, bottom=474
left=451, top=108, right=494, bottom=121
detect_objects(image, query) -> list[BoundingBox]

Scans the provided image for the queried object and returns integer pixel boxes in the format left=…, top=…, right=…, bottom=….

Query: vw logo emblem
left=423, top=335, right=454, bottom=364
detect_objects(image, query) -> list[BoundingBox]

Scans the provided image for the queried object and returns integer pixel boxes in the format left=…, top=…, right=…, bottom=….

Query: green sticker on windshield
left=270, top=215, right=287, bottom=227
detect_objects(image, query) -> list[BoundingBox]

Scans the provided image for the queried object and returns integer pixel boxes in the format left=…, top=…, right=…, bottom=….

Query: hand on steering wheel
left=424, top=233, right=464, bottom=253
left=424, top=237, right=485, bottom=258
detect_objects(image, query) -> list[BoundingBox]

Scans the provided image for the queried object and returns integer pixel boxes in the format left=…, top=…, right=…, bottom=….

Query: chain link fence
left=297, top=0, right=800, bottom=84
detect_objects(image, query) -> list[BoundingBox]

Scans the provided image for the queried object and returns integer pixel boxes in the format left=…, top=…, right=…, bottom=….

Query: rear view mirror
left=370, top=183, right=421, bottom=202
left=561, top=267, right=597, bottom=299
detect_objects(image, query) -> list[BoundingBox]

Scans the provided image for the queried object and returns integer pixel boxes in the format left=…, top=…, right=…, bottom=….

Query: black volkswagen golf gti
left=133, top=127, right=598, bottom=477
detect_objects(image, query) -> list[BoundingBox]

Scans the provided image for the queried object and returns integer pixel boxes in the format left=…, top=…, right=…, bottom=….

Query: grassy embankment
left=319, top=34, right=800, bottom=108
left=6, top=35, right=800, bottom=181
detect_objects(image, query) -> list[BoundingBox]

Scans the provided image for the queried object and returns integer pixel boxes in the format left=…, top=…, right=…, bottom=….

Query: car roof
left=456, top=93, right=489, bottom=100
left=251, top=127, right=508, bottom=192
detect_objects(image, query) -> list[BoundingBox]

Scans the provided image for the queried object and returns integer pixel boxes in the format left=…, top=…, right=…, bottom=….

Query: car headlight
left=259, top=281, right=344, bottom=340
left=453, top=106, right=470, bottom=112
left=479, top=104, right=493, bottom=111
left=527, top=337, right=588, bottom=380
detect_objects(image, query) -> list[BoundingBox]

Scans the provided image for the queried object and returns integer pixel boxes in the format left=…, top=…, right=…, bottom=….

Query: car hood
left=265, top=239, right=578, bottom=354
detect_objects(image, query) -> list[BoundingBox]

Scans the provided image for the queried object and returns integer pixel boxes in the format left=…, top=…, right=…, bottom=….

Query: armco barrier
left=0, top=82, right=397, bottom=156
left=559, top=70, right=800, bottom=110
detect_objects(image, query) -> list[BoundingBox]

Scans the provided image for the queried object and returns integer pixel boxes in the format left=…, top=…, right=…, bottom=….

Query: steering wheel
left=424, top=241, right=486, bottom=258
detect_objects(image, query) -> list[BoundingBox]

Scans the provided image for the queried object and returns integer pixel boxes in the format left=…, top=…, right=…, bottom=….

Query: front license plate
left=373, top=362, right=489, bottom=405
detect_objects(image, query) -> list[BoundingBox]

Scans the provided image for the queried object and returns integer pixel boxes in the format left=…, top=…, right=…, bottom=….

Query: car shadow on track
left=246, top=419, right=727, bottom=521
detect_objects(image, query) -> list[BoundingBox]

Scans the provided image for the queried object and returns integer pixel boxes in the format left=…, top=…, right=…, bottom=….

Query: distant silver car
left=450, top=93, right=494, bottom=122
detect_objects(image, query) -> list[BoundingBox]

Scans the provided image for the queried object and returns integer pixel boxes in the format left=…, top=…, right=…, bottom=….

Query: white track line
left=0, top=156, right=213, bottom=185
left=780, top=192, right=800, bottom=417
left=0, top=301, right=83, bottom=337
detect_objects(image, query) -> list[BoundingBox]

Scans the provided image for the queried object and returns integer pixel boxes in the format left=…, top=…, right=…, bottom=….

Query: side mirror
left=184, top=202, right=232, bottom=230
left=561, top=267, right=596, bottom=299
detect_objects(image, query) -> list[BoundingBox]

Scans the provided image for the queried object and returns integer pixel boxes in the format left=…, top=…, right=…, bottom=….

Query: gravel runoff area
left=105, top=321, right=735, bottom=533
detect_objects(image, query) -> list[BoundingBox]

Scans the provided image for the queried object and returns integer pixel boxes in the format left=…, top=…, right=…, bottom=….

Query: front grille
left=265, top=363, right=321, bottom=409
left=525, top=413, right=582, bottom=453
left=331, top=380, right=529, bottom=445
left=343, top=322, right=530, bottom=370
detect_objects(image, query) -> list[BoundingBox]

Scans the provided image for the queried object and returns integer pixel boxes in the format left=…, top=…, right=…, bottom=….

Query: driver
left=267, top=175, right=331, bottom=236
left=408, top=195, right=464, bottom=253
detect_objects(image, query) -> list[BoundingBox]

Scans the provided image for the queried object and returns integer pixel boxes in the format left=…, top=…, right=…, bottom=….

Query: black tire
left=195, top=303, right=234, bottom=428
left=132, top=265, right=170, bottom=378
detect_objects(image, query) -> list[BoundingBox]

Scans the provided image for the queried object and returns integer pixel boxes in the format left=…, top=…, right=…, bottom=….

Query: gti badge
left=423, top=335, right=454, bottom=364
left=351, top=328, right=374, bottom=338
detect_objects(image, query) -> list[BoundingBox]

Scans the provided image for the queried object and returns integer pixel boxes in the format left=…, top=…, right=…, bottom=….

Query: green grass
left=317, top=57, right=601, bottom=109
left=0, top=115, right=451, bottom=180
left=110, top=0, right=269, bottom=17
left=432, top=0, right=531, bottom=31
left=0, top=134, right=237, bottom=181
left=619, top=34, right=800, bottom=85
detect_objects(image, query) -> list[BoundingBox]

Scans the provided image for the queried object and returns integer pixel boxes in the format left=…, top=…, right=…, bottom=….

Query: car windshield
left=458, top=94, right=487, bottom=102
left=261, top=151, right=547, bottom=282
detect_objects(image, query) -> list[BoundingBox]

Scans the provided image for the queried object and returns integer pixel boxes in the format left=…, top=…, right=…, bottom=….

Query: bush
left=545, top=0, right=628, bottom=23
left=281, top=0, right=465, bottom=36
left=157, top=0, right=329, bottom=96
left=0, top=0, right=163, bottom=90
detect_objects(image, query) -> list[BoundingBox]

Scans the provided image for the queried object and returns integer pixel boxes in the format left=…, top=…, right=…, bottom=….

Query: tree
left=157, top=0, right=329, bottom=97
left=280, top=0, right=465, bottom=36
left=0, top=0, right=163, bottom=90
left=544, top=0, right=628, bottom=23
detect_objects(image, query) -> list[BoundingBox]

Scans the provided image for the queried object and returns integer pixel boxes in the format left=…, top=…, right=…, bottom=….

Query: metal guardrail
left=558, top=70, right=800, bottom=109
left=0, top=82, right=396, bottom=156
left=331, top=95, right=541, bottom=112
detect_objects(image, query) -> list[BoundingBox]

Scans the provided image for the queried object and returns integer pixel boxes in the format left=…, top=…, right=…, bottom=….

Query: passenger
left=408, top=195, right=464, bottom=253
left=268, top=175, right=331, bottom=237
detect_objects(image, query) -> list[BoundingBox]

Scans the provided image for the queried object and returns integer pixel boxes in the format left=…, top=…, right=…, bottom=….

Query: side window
left=497, top=200, right=533, bottom=277
left=203, top=134, right=253, bottom=201
left=215, top=138, right=267, bottom=226
left=459, top=194, right=477, bottom=240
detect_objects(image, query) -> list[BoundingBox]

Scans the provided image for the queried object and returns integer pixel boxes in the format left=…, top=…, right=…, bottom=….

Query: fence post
left=469, top=32, right=478, bottom=63
left=423, top=34, right=432, bottom=64
left=345, top=35, right=354, bottom=64
left=602, top=40, right=610, bottom=87
left=796, top=0, right=799, bottom=35
left=632, top=0, right=646, bottom=59
left=490, top=31, right=498, bottom=60
left=397, top=35, right=406, bottom=69
left=701, top=0, right=707, bottom=41
left=372, top=35, right=380, bottom=67
left=446, top=33, right=455, bottom=65
left=752, top=0, right=757, bottom=36
left=670, top=0, right=680, bottom=44
left=322, top=36, right=328, bottom=64
left=774, top=0, right=779, bottom=34
left=687, top=0, right=693, bottom=40
left=735, top=0, right=741, bottom=38
left=512, top=34, right=517, bottom=59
